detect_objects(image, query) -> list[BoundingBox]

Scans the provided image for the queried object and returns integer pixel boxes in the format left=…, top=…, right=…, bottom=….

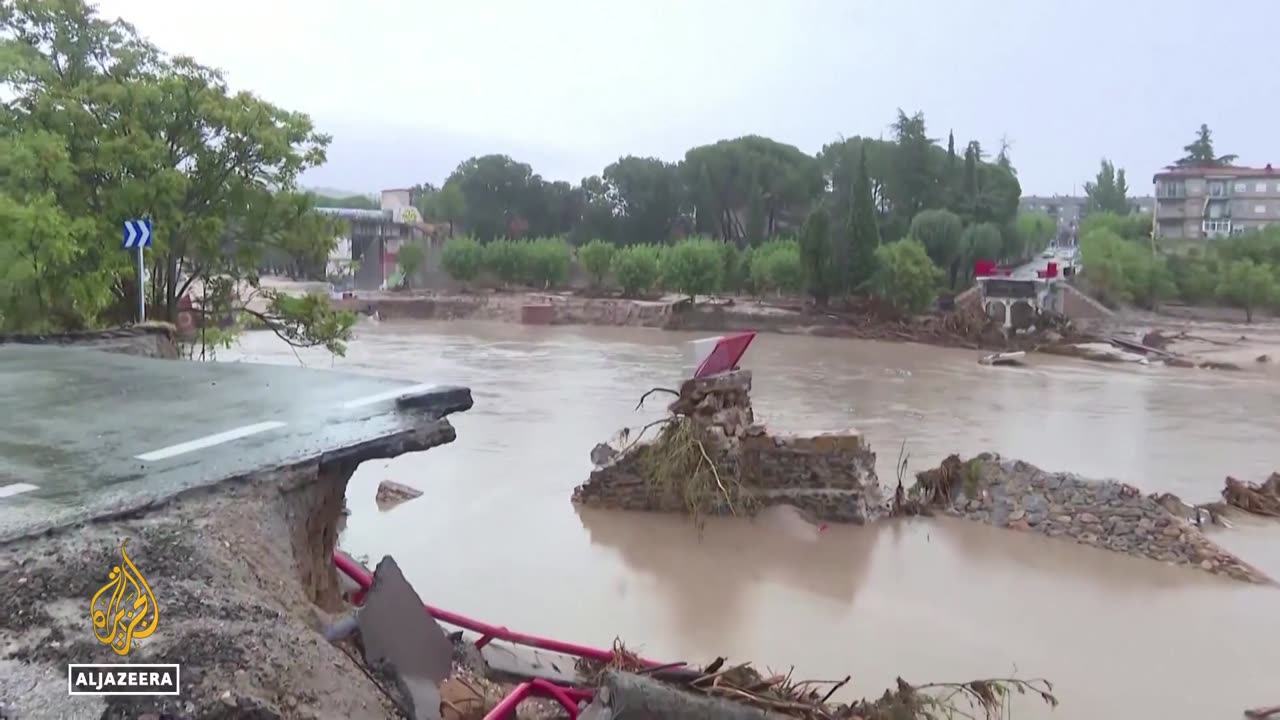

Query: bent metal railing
left=333, top=550, right=675, bottom=719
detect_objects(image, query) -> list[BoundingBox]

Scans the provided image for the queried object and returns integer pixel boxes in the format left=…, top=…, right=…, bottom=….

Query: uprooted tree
left=0, top=0, right=354, bottom=353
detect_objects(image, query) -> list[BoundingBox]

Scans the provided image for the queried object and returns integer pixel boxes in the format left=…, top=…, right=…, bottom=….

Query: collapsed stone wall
left=573, top=370, right=884, bottom=524
left=915, top=454, right=1269, bottom=584
left=0, top=323, right=180, bottom=359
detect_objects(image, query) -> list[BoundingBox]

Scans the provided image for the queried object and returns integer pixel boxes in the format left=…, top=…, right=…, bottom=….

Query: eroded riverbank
left=226, top=320, right=1280, bottom=719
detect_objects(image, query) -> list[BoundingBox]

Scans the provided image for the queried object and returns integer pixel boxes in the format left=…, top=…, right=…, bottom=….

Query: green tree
left=431, top=183, right=467, bottom=237
left=798, top=206, right=836, bottom=305
left=909, top=209, right=964, bottom=288
left=1176, top=124, right=1238, bottom=168
left=749, top=239, right=804, bottom=295
left=578, top=239, right=616, bottom=289
left=1080, top=211, right=1151, bottom=242
left=1084, top=159, right=1130, bottom=215
left=611, top=244, right=660, bottom=297
left=396, top=242, right=426, bottom=288
left=1216, top=259, right=1277, bottom=323
left=307, top=192, right=377, bottom=210
left=1015, top=211, right=1057, bottom=257
left=1, top=0, right=353, bottom=352
left=660, top=237, right=723, bottom=301
left=602, top=156, right=684, bottom=245
left=446, top=155, right=540, bottom=241
left=482, top=239, right=525, bottom=286
left=868, top=239, right=942, bottom=315
left=959, top=222, right=1003, bottom=283
left=440, top=236, right=484, bottom=284
left=521, top=238, right=572, bottom=288
left=683, top=136, right=823, bottom=244
left=848, top=145, right=881, bottom=291
left=1079, top=229, right=1174, bottom=309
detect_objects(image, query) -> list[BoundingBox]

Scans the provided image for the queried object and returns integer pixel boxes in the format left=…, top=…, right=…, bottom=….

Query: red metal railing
left=333, top=550, right=671, bottom=719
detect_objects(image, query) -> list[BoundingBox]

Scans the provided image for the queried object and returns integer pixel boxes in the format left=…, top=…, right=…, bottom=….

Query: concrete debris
left=376, top=480, right=425, bottom=512
left=354, top=556, right=454, bottom=719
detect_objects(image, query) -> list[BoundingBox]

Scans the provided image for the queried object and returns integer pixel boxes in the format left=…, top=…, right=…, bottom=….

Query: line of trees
left=406, top=113, right=1030, bottom=262
left=407, top=113, right=1049, bottom=314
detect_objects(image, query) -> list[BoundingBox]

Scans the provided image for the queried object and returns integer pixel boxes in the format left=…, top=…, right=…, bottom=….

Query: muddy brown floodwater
left=226, top=320, right=1280, bottom=720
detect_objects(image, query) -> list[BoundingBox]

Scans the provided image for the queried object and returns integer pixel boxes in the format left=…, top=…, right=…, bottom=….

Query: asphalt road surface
left=0, top=344, right=468, bottom=542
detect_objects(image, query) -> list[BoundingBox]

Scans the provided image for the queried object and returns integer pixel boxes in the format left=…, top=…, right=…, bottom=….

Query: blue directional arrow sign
left=122, top=219, right=153, bottom=249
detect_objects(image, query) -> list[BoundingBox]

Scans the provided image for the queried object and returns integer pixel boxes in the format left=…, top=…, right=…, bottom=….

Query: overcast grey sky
left=94, top=0, right=1280, bottom=197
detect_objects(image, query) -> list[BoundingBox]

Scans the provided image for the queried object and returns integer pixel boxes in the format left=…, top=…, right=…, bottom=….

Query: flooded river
left=228, top=320, right=1280, bottom=719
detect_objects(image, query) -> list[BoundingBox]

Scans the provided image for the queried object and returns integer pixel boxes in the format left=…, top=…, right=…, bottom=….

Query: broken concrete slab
left=356, top=556, right=454, bottom=719
left=376, top=480, right=425, bottom=512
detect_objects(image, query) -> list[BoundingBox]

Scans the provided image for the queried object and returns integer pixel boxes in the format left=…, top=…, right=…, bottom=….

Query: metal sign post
left=122, top=219, right=153, bottom=323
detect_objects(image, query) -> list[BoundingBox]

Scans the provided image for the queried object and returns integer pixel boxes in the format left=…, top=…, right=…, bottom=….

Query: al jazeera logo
left=67, top=540, right=180, bottom=696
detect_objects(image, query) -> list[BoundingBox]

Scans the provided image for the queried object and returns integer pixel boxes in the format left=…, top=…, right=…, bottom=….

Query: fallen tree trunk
left=580, top=671, right=773, bottom=720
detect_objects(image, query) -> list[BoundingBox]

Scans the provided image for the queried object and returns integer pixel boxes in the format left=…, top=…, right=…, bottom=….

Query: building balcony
left=1202, top=220, right=1233, bottom=238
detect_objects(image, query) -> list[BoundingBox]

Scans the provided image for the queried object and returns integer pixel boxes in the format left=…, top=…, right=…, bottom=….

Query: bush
left=521, top=237, right=572, bottom=288
left=396, top=242, right=426, bottom=288
left=750, top=239, right=804, bottom=295
left=1217, top=258, right=1278, bottom=323
left=868, top=238, right=942, bottom=314
left=719, top=242, right=747, bottom=294
left=482, top=239, right=525, bottom=286
left=659, top=237, right=723, bottom=300
left=441, top=236, right=484, bottom=283
left=612, top=244, right=661, bottom=297
left=1079, top=229, right=1175, bottom=308
left=578, top=239, right=616, bottom=289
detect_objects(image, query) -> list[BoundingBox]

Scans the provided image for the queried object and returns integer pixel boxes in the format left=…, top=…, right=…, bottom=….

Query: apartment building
left=1153, top=165, right=1280, bottom=240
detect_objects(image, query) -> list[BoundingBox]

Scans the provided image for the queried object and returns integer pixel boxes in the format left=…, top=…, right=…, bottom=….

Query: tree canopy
left=0, top=0, right=354, bottom=352
left=1175, top=124, right=1238, bottom=168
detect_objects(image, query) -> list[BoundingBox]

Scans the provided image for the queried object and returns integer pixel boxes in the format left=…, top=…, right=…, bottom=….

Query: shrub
left=482, top=239, right=525, bottom=286
left=612, top=244, right=661, bottom=297
left=396, top=242, right=426, bottom=288
left=1079, top=229, right=1175, bottom=309
left=521, top=237, right=572, bottom=288
left=578, top=239, right=616, bottom=289
left=868, top=238, right=943, bottom=314
left=659, top=237, right=723, bottom=300
left=441, top=236, right=484, bottom=283
left=750, top=239, right=804, bottom=295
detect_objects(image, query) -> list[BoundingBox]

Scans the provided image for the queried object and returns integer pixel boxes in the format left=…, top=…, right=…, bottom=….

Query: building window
left=1209, top=181, right=1227, bottom=197
left=1256, top=204, right=1267, bottom=214
left=1258, top=182, right=1269, bottom=193
left=1235, top=182, right=1248, bottom=193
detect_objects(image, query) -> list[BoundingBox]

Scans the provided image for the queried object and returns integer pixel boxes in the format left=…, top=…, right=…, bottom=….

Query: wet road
left=0, top=343, right=465, bottom=541
left=229, top=321, right=1280, bottom=719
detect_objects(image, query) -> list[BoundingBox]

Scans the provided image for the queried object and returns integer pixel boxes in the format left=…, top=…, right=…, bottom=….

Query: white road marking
left=135, top=421, right=288, bottom=462
left=340, top=383, right=440, bottom=410
left=0, top=483, right=38, bottom=498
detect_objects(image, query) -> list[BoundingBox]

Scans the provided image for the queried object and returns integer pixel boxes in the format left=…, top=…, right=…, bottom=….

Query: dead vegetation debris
left=575, top=639, right=1056, bottom=719
left=1222, top=473, right=1280, bottom=517
left=639, top=415, right=757, bottom=530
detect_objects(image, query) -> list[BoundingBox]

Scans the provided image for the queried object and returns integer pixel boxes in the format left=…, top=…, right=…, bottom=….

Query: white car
left=1041, top=250, right=1054, bottom=259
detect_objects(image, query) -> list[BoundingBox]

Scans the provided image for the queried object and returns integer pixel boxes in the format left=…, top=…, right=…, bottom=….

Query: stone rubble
left=575, top=371, right=1272, bottom=585
left=915, top=454, right=1270, bottom=583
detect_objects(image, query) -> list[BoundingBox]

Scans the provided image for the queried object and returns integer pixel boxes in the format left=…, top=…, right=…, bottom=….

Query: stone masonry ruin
left=573, top=369, right=885, bottom=525
left=575, top=368, right=1276, bottom=585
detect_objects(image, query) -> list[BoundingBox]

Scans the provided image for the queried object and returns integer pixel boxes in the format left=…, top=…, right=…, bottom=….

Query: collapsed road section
left=0, top=342, right=471, bottom=718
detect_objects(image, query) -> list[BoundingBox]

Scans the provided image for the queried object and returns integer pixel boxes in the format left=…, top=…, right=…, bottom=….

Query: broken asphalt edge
left=0, top=389, right=473, bottom=546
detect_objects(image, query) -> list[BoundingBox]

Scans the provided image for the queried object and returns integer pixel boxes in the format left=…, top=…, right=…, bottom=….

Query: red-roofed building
left=1153, top=164, right=1280, bottom=240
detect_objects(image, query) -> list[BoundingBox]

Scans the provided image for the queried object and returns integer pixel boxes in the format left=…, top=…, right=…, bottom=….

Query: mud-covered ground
left=0, top=462, right=399, bottom=720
